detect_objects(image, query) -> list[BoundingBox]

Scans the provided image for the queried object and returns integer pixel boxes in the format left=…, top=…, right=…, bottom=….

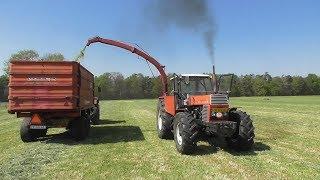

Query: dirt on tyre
left=70, top=115, right=90, bottom=141
left=156, top=99, right=174, bottom=139
left=173, top=112, right=200, bottom=154
left=226, top=110, right=255, bottom=151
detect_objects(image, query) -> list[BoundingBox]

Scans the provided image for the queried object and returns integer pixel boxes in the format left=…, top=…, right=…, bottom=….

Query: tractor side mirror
left=226, top=90, right=231, bottom=99
left=98, top=86, right=101, bottom=93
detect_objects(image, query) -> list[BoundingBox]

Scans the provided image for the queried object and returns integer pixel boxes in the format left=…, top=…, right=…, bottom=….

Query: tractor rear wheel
left=70, top=115, right=90, bottom=141
left=173, top=112, right=200, bottom=154
left=156, top=99, right=173, bottom=139
left=226, top=110, right=254, bottom=151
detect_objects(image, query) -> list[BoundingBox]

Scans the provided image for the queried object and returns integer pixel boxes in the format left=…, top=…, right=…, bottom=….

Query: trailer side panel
left=8, top=61, right=94, bottom=112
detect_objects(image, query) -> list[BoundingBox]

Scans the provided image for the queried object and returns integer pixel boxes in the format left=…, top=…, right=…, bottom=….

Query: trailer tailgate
left=8, top=61, right=79, bottom=112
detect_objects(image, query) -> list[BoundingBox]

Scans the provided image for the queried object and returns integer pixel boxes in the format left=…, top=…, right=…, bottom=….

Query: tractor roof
left=180, top=74, right=211, bottom=77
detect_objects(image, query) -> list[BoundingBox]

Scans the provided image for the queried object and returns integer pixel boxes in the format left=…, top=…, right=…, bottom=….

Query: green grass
left=0, top=96, right=319, bottom=179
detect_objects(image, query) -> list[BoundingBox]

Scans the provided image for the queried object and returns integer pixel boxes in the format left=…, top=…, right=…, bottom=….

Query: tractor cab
left=170, top=73, right=233, bottom=109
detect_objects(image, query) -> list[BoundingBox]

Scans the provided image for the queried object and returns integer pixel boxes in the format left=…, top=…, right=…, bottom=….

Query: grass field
left=0, top=96, right=319, bottom=179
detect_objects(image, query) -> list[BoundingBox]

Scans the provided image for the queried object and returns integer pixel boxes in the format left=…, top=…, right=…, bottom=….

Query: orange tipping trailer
left=8, top=61, right=100, bottom=142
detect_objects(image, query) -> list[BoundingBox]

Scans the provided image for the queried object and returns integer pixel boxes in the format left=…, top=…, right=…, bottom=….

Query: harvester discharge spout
left=85, top=36, right=168, bottom=95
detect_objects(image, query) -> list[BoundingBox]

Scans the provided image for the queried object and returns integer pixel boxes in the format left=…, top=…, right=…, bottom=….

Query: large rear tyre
left=70, top=115, right=90, bottom=141
left=156, top=99, right=174, bottom=139
left=226, top=110, right=255, bottom=151
left=173, top=112, right=200, bottom=154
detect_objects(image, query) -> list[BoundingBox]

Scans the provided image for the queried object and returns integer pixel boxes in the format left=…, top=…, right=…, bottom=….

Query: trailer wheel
left=20, top=117, right=36, bottom=142
left=70, top=115, right=90, bottom=141
left=226, top=110, right=255, bottom=151
left=156, top=99, right=174, bottom=139
left=91, top=106, right=100, bottom=125
left=34, top=129, right=48, bottom=138
left=173, top=112, right=200, bottom=154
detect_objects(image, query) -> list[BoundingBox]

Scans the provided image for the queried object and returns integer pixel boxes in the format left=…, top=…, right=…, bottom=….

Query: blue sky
left=0, top=0, right=319, bottom=76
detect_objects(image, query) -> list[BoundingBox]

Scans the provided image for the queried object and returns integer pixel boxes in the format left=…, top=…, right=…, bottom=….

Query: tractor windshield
left=180, top=76, right=213, bottom=95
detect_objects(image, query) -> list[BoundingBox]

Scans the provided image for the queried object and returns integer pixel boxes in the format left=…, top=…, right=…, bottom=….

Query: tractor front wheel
left=226, top=110, right=255, bottom=151
left=173, top=112, right=200, bottom=154
left=156, top=99, right=173, bottom=139
left=70, top=115, right=90, bottom=141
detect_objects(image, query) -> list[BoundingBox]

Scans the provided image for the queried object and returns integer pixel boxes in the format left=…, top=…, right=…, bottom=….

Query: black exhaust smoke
left=148, top=0, right=216, bottom=64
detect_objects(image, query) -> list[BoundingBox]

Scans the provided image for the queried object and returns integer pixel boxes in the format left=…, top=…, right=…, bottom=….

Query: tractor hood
left=186, top=94, right=229, bottom=107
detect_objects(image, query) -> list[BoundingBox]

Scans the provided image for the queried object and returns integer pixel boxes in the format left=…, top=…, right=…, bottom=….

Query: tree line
left=1, top=49, right=319, bottom=101
left=93, top=72, right=320, bottom=100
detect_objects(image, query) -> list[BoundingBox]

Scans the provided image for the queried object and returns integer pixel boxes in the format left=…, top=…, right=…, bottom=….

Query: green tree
left=281, top=75, right=293, bottom=96
left=3, top=50, right=39, bottom=76
left=240, top=75, right=255, bottom=96
left=253, top=75, right=270, bottom=96
left=95, top=73, right=115, bottom=100
left=269, top=77, right=284, bottom=96
left=292, top=76, right=307, bottom=95
left=0, top=75, right=9, bottom=101
left=305, top=74, right=320, bottom=95
left=110, top=72, right=125, bottom=99
left=141, top=76, right=153, bottom=98
left=42, top=53, right=64, bottom=61
left=230, top=75, right=241, bottom=97
left=125, top=73, right=144, bottom=99
left=151, top=77, right=162, bottom=97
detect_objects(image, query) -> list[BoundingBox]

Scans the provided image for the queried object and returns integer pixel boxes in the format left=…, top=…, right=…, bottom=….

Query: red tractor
left=85, top=37, right=255, bottom=154
left=156, top=73, right=255, bottom=154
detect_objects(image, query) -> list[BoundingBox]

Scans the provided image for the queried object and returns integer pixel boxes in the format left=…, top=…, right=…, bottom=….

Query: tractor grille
left=211, top=94, right=228, bottom=105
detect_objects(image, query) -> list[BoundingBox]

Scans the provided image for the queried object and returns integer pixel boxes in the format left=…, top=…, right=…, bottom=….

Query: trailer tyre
left=34, top=129, right=48, bottom=138
left=20, top=117, right=36, bottom=142
left=156, top=99, right=174, bottom=139
left=226, top=110, right=255, bottom=151
left=173, top=112, right=200, bottom=154
left=91, top=106, right=100, bottom=125
left=70, top=115, right=90, bottom=141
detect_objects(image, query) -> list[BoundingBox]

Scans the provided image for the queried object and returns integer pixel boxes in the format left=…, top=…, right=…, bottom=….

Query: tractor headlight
left=216, top=112, right=223, bottom=118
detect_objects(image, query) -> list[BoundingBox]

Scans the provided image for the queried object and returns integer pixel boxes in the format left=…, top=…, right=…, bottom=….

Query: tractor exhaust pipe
left=212, top=65, right=217, bottom=93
